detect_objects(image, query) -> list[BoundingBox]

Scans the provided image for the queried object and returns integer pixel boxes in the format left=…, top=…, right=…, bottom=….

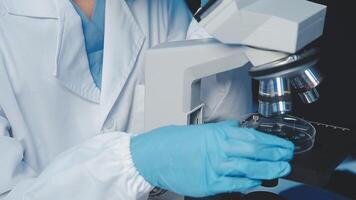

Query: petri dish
left=240, top=114, right=316, bottom=154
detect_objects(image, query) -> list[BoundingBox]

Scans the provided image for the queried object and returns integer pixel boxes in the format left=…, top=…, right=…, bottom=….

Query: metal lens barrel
left=258, top=77, right=292, bottom=117
left=290, top=67, right=321, bottom=104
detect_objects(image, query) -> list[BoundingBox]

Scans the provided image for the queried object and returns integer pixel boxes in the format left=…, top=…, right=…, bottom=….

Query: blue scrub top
left=71, top=0, right=105, bottom=89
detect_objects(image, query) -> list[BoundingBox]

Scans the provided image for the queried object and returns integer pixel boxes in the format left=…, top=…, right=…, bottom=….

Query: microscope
left=145, top=0, right=354, bottom=199
left=145, top=0, right=326, bottom=130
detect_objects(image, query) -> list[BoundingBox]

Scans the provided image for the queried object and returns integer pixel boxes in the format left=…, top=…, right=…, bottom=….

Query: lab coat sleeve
left=2, top=130, right=153, bottom=200
left=0, top=107, right=37, bottom=196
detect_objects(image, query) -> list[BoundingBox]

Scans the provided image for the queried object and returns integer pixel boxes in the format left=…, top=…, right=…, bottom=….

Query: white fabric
left=0, top=0, right=253, bottom=199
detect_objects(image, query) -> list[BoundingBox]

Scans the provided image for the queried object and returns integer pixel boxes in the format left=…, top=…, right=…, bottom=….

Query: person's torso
left=0, top=0, right=192, bottom=172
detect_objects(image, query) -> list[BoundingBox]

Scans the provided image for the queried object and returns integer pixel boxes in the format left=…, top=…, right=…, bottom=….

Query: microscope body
left=144, top=0, right=326, bottom=131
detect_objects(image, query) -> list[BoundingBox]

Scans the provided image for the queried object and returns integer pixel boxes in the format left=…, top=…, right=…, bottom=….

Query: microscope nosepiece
left=249, top=47, right=322, bottom=117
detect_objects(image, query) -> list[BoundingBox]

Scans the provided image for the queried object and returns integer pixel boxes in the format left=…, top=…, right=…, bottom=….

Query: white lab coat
left=0, top=0, right=253, bottom=199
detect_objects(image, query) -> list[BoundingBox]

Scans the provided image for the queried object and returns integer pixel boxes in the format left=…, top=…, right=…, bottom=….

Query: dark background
left=186, top=0, right=355, bottom=130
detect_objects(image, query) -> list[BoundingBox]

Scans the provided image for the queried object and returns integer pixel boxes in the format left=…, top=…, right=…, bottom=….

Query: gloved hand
left=130, top=121, right=294, bottom=197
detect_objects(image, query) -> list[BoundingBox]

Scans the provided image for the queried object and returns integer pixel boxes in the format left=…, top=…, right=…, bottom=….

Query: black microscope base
left=287, top=123, right=354, bottom=186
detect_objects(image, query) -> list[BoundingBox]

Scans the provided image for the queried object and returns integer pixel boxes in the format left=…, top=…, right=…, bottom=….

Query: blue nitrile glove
left=130, top=121, right=295, bottom=197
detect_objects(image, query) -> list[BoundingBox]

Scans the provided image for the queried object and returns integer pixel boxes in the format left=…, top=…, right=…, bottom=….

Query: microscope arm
left=145, top=39, right=252, bottom=131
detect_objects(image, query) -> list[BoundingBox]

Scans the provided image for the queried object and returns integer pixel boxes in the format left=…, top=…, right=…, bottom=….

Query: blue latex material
left=71, top=0, right=105, bottom=88
left=201, top=0, right=210, bottom=7
left=131, top=121, right=295, bottom=197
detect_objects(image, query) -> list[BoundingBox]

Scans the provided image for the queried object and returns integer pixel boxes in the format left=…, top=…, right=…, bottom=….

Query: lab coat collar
left=100, top=0, right=145, bottom=125
left=4, top=0, right=102, bottom=103
left=55, top=0, right=145, bottom=106
left=3, top=0, right=58, bottom=19
left=3, top=0, right=145, bottom=112
left=54, top=0, right=101, bottom=103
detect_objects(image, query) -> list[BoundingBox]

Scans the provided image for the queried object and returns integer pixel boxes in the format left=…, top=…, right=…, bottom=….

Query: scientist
left=0, top=0, right=294, bottom=199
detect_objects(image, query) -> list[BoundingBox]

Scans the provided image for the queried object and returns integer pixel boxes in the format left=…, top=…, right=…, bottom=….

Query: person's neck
left=73, top=0, right=96, bottom=19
